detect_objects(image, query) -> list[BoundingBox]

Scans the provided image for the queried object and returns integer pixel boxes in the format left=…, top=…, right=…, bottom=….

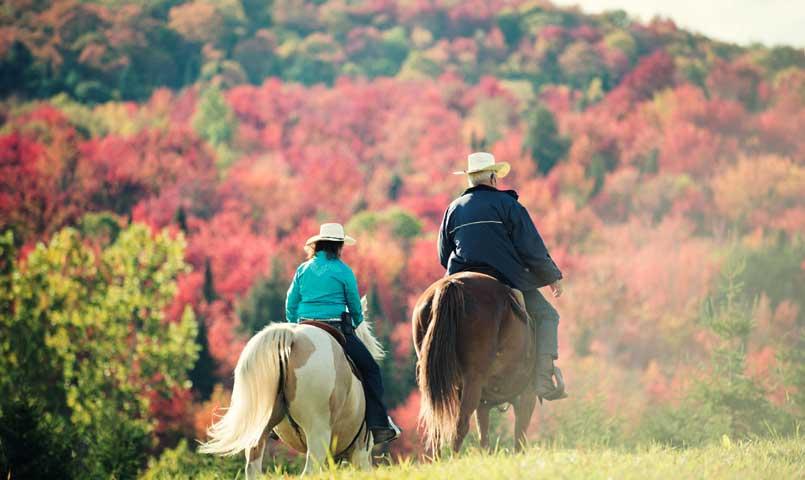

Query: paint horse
left=413, top=272, right=539, bottom=453
left=200, top=299, right=384, bottom=477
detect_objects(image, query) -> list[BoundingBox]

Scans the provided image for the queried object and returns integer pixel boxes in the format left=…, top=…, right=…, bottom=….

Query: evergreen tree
left=696, top=258, right=793, bottom=438
left=189, top=313, right=216, bottom=401
left=202, top=257, right=217, bottom=303
left=523, top=104, right=570, bottom=174
left=238, top=260, right=289, bottom=334
left=190, top=257, right=218, bottom=400
left=175, top=206, right=189, bottom=234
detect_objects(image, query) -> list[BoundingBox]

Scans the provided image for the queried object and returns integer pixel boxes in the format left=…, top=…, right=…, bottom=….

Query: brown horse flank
left=413, top=272, right=538, bottom=453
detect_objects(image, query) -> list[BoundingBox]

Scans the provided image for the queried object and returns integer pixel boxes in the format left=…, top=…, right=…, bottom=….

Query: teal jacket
left=285, top=251, right=364, bottom=327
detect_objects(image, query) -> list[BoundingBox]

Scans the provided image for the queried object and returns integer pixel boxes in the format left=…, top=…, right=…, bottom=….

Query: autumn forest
left=1, top=0, right=803, bottom=478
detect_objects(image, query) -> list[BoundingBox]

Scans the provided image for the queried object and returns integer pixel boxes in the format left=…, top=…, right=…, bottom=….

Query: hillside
left=1, top=0, right=803, bottom=478
left=2, top=0, right=804, bottom=102
left=143, top=438, right=805, bottom=479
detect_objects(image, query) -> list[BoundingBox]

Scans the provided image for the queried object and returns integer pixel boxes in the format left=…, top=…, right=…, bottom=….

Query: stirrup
left=553, top=366, right=566, bottom=395
left=537, top=366, right=568, bottom=403
left=372, top=417, right=401, bottom=444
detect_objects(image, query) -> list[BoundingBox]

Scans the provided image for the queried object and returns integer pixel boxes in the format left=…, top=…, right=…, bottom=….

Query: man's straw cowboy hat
left=305, top=223, right=356, bottom=246
left=452, top=152, right=510, bottom=178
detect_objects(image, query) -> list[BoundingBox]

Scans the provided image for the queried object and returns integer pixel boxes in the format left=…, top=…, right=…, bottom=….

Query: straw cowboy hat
left=305, top=223, right=356, bottom=246
left=453, top=152, right=510, bottom=178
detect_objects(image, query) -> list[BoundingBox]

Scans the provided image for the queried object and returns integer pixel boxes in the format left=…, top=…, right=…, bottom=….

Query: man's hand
left=549, top=280, right=563, bottom=298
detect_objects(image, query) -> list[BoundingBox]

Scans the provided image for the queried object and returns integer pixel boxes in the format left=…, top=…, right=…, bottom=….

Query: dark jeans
left=522, top=288, right=560, bottom=359
left=343, top=333, right=388, bottom=428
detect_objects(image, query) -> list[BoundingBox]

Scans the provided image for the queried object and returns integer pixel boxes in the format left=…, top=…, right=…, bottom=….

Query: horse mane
left=355, top=295, right=385, bottom=361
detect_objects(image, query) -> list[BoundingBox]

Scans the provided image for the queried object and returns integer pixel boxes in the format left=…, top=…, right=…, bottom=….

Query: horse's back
left=287, top=325, right=340, bottom=399
left=413, top=272, right=510, bottom=347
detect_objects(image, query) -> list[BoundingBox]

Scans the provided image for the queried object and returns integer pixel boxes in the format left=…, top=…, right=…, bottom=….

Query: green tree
left=734, top=239, right=805, bottom=321
left=0, top=222, right=198, bottom=478
left=193, top=85, right=236, bottom=146
left=193, top=85, right=239, bottom=170
left=347, top=207, right=422, bottom=241
left=189, top=258, right=218, bottom=401
left=496, top=9, right=524, bottom=47
left=695, top=258, right=792, bottom=438
left=523, top=104, right=570, bottom=174
left=238, top=260, right=290, bottom=334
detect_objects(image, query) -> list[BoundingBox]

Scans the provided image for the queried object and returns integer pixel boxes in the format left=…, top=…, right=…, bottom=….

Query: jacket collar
left=461, top=184, right=519, bottom=200
left=313, top=251, right=335, bottom=261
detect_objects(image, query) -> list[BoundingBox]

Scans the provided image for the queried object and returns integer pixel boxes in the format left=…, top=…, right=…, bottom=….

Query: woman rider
left=285, top=223, right=401, bottom=444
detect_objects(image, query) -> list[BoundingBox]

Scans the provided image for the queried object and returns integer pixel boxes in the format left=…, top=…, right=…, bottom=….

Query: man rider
left=438, top=152, right=568, bottom=402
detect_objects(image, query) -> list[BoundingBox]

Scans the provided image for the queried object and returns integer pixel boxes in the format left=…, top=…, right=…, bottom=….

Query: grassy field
left=145, top=438, right=804, bottom=479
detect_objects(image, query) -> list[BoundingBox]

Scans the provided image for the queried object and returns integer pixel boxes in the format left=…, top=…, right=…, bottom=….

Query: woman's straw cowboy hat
left=305, top=223, right=356, bottom=246
left=452, top=152, right=510, bottom=178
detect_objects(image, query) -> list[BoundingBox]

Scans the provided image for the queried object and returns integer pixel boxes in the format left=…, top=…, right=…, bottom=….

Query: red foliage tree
left=602, top=50, right=675, bottom=116
left=0, top=106, right=98, bottom=241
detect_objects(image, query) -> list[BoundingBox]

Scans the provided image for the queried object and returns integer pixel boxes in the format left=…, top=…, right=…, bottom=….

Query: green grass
left=145, top=438, right=804, bottom=479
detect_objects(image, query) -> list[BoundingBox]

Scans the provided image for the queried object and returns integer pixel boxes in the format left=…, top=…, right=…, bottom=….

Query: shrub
left=142, top=440, right=243, bottom=480
left=539, top=395, right=623, bottom=448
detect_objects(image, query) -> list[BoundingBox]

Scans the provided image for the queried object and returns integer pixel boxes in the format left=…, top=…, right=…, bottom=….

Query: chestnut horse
left=413, top=272, right=538, bottom=453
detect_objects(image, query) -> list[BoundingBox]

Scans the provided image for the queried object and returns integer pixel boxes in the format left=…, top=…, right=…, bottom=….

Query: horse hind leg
left=244, top=431, right=269, bottom=480
left=453, top=377, right=483, bottom=453
left=244, top=395, right=286, bottom=479
left=302, top=420, right=333, bottom=475
left=475, top=402, right=492, bottom=451
left=513, top=393, right=537, bottom=452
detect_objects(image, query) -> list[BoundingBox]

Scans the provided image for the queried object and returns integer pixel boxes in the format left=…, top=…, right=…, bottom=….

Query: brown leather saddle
left=299, top=320, right=362, bottom=381
left=300, top=320, right=346, bottom=346
left=509, top=288, right=532, bottom=325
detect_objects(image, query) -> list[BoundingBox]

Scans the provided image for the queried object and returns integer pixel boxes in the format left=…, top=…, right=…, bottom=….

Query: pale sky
left=552, top=0, right=805, bottom=48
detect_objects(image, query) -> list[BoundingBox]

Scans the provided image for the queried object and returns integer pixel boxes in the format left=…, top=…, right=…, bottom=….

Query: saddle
left=299, top=320, right=347, bottom=346
left=509, top=288, right=532, bottom=324
left=299, top=320, right=362, bottom=381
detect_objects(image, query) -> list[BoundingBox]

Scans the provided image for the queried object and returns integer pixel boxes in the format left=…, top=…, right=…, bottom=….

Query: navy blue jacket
left=438, top=184, right=562, bottom=291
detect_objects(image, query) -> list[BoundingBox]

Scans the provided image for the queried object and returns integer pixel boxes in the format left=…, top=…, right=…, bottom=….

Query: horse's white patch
left=291, top=326, right=336, bottom=399
left=288, top=326, right=338, bottom=470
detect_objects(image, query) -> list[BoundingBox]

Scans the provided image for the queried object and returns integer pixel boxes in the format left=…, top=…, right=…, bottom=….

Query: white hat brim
left=452, top=162, right=510, bottom=178
left=305, top=235, right=357, bottom=246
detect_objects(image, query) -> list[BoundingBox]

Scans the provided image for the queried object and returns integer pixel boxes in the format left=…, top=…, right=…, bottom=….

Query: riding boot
left=371, top=416, right=401, bottom=445
left=342, top=333, right=401, bottom=444
left=535, top=354, right=567, bottom=401
left=364, top=385, right=401, bottom=444
left=522, top=289, right=567, bottom=402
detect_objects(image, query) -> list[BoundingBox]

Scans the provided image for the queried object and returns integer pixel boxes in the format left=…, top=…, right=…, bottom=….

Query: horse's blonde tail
left=199, top=323, right=294, bottom=456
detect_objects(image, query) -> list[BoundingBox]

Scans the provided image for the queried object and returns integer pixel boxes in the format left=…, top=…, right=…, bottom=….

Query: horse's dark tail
left=417, top=277, right=464, bottom=452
